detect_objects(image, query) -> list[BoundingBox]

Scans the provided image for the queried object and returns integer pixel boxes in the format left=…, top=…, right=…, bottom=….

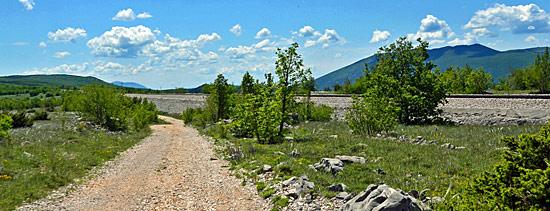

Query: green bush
left=298, top=103, right=333, bottom=122
left=9, top=111, right=33, bottom=128
left=0, top=114, right=12, bottom=146
left=446, top=123, right=550, bottom=210
left=32, top=110, right=49, bottom=121
left=346, top=93, right=397, bottom=136
left=182, top=108, right=196, bottom=124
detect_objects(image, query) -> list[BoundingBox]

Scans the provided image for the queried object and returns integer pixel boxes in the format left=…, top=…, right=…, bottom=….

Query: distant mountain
left=316, top=44, right=546, bottom=90
left=112, top=81, right=149, bottom=89
left=0, top=74, right=109, bottom=87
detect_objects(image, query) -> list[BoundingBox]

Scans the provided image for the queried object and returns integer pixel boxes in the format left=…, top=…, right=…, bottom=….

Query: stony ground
left=18, top=116, right=269, bottom=211
left=128, top=94, right=550, bottom=125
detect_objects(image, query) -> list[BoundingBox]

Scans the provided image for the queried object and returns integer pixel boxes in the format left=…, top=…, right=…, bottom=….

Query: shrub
left=9, top=111, right=33, bottom=128
left=182, top=108, right=196, bottom=124
left=346, top=93, right=397, bottom=135
left=32, top=110, right=49, bottom=121
left=447, top=122, right=550, bottom=210
left=0, top=114, right=12, bottom=146
left=297, top=102, right=333, bottom=122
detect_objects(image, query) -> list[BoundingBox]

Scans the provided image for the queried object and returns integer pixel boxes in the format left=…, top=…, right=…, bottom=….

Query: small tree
left=240, top=71, right=255, bottom=95
left=274, top=42, right=311, bottom=137
left=0, top=114, right=13, bottom=146
left=212, top=73, right=230, bottom=121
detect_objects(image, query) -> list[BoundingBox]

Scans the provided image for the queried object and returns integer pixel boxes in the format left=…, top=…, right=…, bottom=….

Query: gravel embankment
left=129, top=94, right=550, bottom=125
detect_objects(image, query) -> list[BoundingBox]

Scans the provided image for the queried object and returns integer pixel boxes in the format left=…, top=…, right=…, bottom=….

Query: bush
left=0, top=114, right=12, bottom=146
left=9, top=111, right=33, bottom=128
left=298, top=103, right=333, bottom=122
left=447, top=122, right=550, bottom=210
left=182, top=108, right=196, bottom=124
left=32, top=110, right=49, bottom=121
left=346, top=93, right=397, bottom=135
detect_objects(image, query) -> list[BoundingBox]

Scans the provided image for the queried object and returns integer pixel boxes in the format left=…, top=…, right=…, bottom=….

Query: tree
left=365, top=37, right=447, bottom=124
left=274, top=42, right=311, bottom=137
left=240, top=71, right=255, bottom=95
left=533, top=47, right=550, bottom=93
left=212, top=74, right=230, bottom=121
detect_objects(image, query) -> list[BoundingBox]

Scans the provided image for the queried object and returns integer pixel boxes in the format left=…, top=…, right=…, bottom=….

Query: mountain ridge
left=315, top=44, right=547, bottom=90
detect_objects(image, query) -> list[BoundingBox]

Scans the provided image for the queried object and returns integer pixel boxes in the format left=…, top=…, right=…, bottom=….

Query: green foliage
left=0, top=114, right=12, bottom=145
left=182, top=108, right=196, bottom=124
left=448, top=123, right=550, bottom=210
left=9, top=110, right=33, bottom=128
left=256, top=181, right=266, bottom=191
left=296, top=102, right=333, bottom=122
left=63, top=84, right=157, bottom=131
left=241, top=71, right=255, bottom=95
left=212, top=74, right=231, bottom=121
left=274, top=42, right=312, bottom=136
left=440, top=65, right=493, bottom=94
left=502, top=47, right=550, bottom=93
left=32, top=110, right=49, bottom=121
left=346, top=93, right=397, bottom=135
left=360, top=37, right=447, bottom=124
left=260, top=187, right=275, bottom=198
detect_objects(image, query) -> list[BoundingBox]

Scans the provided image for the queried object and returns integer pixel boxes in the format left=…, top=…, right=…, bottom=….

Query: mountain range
left=315, top=44, right=547, bottom=90
left=112, top=81, right=149, bottom=89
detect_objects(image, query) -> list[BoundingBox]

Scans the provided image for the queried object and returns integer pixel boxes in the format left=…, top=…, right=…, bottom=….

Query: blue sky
left=2, top=0, right=550, bottom=89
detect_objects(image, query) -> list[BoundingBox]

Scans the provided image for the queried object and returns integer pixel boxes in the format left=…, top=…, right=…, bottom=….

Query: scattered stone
left=289, top=149, right=300, bottom=157
left=221, top=119, right=232, bottom=125
left=329, top=135, right=338, bottom=138
left=23, top=151, right=34, bottom=158
left=336, top=192, right=353, bottom=201
left=429, top=196, right=445, bottom=205
left=335, top=155, right=367, bottom=164
left=328, top=183, right=350, bottom=192
left=274, top=151, right=285, bottom=155
left=285, top=136, right=294, bottom=141
left=408, top=190, right=419, bottom=199
left=295, top=175, right=315, bottom=197
left=262, top=165, right=272, bottom=173
left=374, top=168, right=386, bottom=175
left=341, top=184, right=429, bottom=211
left=441, top=143, right=465, bottom=150
left=313, top=158, right=344, bottom=174
left=282, top=177, right=297, bottom=187
left=276, top=162, right=288, bottom=168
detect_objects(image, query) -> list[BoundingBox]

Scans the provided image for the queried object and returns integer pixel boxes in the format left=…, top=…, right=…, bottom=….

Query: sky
left=2, top=0, right=550, bottom=89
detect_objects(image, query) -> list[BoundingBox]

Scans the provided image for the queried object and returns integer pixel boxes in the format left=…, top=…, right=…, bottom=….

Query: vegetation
left=346, top=93, right=397, bottom=135
left=439, top=65, right=493, bottom=94
left=499, top=47, right=550, bottom=93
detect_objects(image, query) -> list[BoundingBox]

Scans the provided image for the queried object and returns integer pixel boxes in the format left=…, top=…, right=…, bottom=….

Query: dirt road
left=19, top=116, right=268, bottom=211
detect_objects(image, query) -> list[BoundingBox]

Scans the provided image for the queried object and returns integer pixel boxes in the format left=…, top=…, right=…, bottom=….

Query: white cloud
left=87, top=25, right=156, bottom=58
left=112, top=8, right=136, bottom=21
left=23, top=62, right=90, bottom=75
left=225, top=39, right=275, bottom=59
left=298, top=26, right=319, bottom=37
left=53, top=51, right=70, bottom=58
left=334, top=53, right=342, bottom=58
left=448, top=32, right=477, bottom=45
left=408, top=15, right=454, bottom=41
left=255, top=28, right=272, bottom=39
left=230, top=24, right=242, bottom=36
left=39, top=41, right=46, bottom=47
left=370, top=30, right=391, bottom=43
left=487, top=40, right=503, bottom=46
left=525, top=36, right=539, bottom=44
left=137, top=12, right=152, bottom=19
left=304, top=29, right=346, bottom=48
left=18, top=0, right=34, bottom=10
left=472, top=28, right=498, bottom=37
left=464, top=3, right=550, bottom=34
left=142, top=32, right=221, bottom=66
left=47, top=27, right=87, bottom=43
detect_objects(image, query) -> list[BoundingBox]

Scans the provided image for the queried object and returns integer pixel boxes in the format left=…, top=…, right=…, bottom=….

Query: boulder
left=336, top=155, right=367, bottom=164
left=287, top=175, right=315, bottom=199
left=341, top=184, right=429, bottom=211
left=262, top=164, right=272, bottom=173
left=282, top=176, right=297, bottom=187
left=313, top=158, right=344, bottom=174
left=289, top=149, right=300, bottom=157
left=336, top=192, right=354, bottom=201
left=328, top=183, right=350, bottom=192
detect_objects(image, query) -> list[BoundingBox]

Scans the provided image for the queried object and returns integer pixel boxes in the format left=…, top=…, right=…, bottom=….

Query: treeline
left=332, top=47, right=550, bottom=94
left=0, top=84, right=76, bottom=96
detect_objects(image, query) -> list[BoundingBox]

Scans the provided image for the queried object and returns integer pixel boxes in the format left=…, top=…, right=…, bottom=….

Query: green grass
left=0, top=112, right=151, bottom=210
left=211, top=121, right=541, bottom=203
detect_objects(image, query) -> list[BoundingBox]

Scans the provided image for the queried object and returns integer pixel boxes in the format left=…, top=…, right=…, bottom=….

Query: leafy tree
left=465, top=66, right=492, bottom=94
left=346, top=89, right=397, bottom=135
left=212, top=74, right=230, bottom=121
left=274, top=42, right=312, bottom=137
left=240, top=71, right=255, bottom=95
left=532, top=47, right=550, bottom=93
left=0, top=114, right=12, bottom=146
left=364, top=37, right=447, bottom=124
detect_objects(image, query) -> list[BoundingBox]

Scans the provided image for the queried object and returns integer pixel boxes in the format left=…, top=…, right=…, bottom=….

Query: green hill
left=0, top=74, right=109, bottom=87
left=316, top=44, right=546, bottom=90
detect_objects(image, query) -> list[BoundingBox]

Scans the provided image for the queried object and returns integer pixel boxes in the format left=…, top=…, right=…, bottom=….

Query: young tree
left=212, top=74, right=230, bottom=121
left=240, top=71, right=255, bottom=95
left=533, top=47, right=550, bottom=93
left=365, top=37, right=447, bottom=124
left=274, top=42, right=312, bottom=137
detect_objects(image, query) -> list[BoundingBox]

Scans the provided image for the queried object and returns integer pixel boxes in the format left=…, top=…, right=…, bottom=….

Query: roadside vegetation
left=185, top=40, right=550, bottom=210
left=0, top=84, right=158, bottom=210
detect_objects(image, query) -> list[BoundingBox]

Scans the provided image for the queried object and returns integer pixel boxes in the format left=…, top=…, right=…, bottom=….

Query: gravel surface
left=129, top=94, right=550, bottom=125
left=18, top=116, right=269, bottom=211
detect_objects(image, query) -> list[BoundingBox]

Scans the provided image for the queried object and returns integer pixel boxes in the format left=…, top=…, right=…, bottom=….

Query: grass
left=208, top=121, right=541, bottom=204
left=0, top=112, right=151, bottom=210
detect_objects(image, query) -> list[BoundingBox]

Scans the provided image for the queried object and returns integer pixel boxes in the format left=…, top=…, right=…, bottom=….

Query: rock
left=441, top=143, right=465, bottom=150
left=328, top=183, right=350, bottom=192
left=221, top=119, right=232, bottom=125
left=274, top=151, right=285, bottom=155
left=285, top=136, right=294, bottom=141
left=374, top=168, right=386, bottom=175
left=335, top=155, right=367, bottom=164
left=282, top=176, right=297, bottom=187
left=329, top=135, right=338, bottom=138
left=313, top=158, right=344, bottom=174
left=289, top=149, right=300, bottom=157
left=23, top=151, right=33, bottom=158
left=340, top=184, right=429, bottom=211
left=408, top=190, right=419, bottom=199
left=262, top=164, right=272, bottom=173
left=276, top=162, right=288, bottom=167
left=455, top=146, right=466, bottom=150
left=336, top=192, right=354, bottom=201
left=429, top=196, right=445, bottom=205
left=295, top=175, right=315, bottom=197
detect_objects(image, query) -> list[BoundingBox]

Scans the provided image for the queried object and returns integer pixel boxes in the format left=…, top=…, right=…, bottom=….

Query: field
left=0, top=112, right=151, bottom=210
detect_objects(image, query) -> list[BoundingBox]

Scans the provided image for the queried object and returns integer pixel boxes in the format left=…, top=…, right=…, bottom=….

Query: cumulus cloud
left=297, top=26, right=322, bottom=37
left=487, top=40, right=503, bottom=46
left=230, top=24, right=242, bottom=36
left=23, top=62, right=90, bottom=75
left=142, top=32, right=221, bottom=65
left=39, top=41, right=46, bottom=47
left=304, top=29, right=346, bottom=48
left=370, top=30, right=391, bottom=43
left=87, top=25, right=156, bottom=58
left=525, top=36, right=539, bottom=44
left=225, top=39, right=276, bottom=59
left=408, top=15, right=454, bottom=41
left=53, top=51, right=70, bottom=58
left=255, top=28, right=272, bottom=38
left=112, top=8, right=136, bottom=21
left=472, top=28, right=498, bottom=37
left=18, top=0, right=34, bottom=10
left=137, top=12, right=152, bottom=19
left=464, top=3, right=550, bottom=34
left=448, top=32, right=477, bottom=45
left=47, top=27, right=87, bottom=43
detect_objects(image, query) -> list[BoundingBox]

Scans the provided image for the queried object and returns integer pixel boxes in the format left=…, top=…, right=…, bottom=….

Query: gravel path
left=18, top=116, right=269, bottom=211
